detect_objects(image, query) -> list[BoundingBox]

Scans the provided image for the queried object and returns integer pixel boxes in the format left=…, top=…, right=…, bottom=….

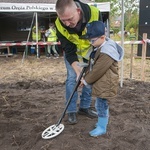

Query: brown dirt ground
left=0, top=48, right=150, bottom=150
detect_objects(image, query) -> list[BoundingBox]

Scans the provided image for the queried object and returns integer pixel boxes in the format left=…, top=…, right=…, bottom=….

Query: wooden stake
left=141, top=33, right=147, bottom=81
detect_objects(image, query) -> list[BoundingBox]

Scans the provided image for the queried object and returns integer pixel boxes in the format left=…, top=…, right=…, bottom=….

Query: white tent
left=0, top=1, right=124, bottom=86
left=0, top=2, right=110, bottom=58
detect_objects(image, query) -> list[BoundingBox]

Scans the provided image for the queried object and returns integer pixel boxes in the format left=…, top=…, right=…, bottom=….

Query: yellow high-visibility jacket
left=47, top=28, right=57, bottom=42
left=55, top=5, right=100, bottom=61
left=32, top=26, right=41, bottom=41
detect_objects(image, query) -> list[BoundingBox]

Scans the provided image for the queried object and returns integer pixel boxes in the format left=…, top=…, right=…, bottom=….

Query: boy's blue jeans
left=95, top=98, right=109, bottom=117
left=64, top=57, right=92, bottom=113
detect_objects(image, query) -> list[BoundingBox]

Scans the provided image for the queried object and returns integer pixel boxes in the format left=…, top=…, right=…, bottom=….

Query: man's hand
left=71, top=61, right=82, bottom=81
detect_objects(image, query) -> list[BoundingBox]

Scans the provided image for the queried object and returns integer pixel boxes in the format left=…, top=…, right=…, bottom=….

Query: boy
left=80, top=21, right=124, bottom=137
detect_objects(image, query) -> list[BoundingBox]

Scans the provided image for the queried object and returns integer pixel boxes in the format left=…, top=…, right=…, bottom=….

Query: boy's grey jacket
left=101, top=38, right=124, bottom=61
left=84, top=38, right=124, bottom=99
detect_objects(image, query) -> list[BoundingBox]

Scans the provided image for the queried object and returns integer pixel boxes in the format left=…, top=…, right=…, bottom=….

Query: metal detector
left=42, top=63, right=88, bottom=139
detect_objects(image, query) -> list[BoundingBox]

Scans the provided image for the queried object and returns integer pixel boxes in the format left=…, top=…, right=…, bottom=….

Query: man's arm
left=56, top=27, right=79, bottom=65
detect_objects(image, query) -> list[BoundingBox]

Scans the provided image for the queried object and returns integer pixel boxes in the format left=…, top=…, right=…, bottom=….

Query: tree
left=125, top=12, right=139, bottom=36
left=96, top=0, right=139, bottom=36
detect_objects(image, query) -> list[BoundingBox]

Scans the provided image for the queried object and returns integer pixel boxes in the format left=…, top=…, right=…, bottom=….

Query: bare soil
left=0, top=51, right=150, bottom=150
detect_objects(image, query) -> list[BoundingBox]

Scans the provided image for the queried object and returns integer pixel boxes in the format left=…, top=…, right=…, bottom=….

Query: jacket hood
left=101, top=38, right=124, bottom=61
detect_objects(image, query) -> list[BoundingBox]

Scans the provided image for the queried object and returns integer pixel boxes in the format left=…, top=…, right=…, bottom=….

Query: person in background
left=55, top=0, right=103, bottom=124
left=31, top=23, right=42, bottom=57
left=80, top=21, right=124, bottom=137
left=32, top=22, right=42, bottom=41
left=45, top=23, right=59, bottom=58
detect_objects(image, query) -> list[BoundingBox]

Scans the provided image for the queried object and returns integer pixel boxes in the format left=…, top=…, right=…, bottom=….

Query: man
left=55, top=0, right=103, bottom=124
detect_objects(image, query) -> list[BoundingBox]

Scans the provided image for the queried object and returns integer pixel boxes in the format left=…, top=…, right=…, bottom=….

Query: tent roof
left=0, top=0, right=110, bottom=12
left=0, top=0, right=92, bottom=3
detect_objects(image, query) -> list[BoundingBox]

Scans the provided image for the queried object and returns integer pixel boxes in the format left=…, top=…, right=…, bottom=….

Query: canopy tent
left=0, top=2, right=110, bottom=57
left=0, top=2, right=110, bottom=42
left=0, top=2, right=110, bottom=60
left=0, top=1, right=126, bottom=86
left=0, top=1, right=111, bottom=64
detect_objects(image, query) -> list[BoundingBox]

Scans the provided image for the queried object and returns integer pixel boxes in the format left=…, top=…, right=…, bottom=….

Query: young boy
left=80, top=21, right=124, bottom=137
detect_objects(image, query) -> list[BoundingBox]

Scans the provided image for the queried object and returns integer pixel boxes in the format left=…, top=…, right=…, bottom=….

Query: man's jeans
left=64, top=57, right=92, bottom=113
left=95, top=98, right=109, bottom=117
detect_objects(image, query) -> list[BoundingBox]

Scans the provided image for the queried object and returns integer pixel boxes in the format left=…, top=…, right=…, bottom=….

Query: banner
left=0, top=2, right=110, bottom=12
left=0, top=3, right=56, bottom=12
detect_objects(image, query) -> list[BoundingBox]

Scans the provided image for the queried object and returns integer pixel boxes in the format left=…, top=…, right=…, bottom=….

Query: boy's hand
left=79, top=78, right=84, bottom=87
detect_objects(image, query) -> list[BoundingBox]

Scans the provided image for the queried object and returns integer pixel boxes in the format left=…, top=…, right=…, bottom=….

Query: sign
left=0, top=2, right=110, bottom=12
left=0, top=3, right=56, bottom=12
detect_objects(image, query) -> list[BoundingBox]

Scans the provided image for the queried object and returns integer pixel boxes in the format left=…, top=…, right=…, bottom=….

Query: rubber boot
left=89, top=117, right=108, bottom=137
left=94, top=108, right=109, bottom=128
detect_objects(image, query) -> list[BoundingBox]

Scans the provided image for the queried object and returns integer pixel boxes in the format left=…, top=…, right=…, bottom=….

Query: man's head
left=80, top=21, right=106, bottom=47
left=56, top=0, right=82, bottom=28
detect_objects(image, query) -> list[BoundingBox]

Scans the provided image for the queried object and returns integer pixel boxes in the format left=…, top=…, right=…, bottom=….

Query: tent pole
left=35, top=12, right=40, bottom=58
left=21, top=12, right=36, bottom=64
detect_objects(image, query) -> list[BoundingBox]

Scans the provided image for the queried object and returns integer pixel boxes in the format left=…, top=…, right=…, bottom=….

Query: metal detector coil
left=42, top=64, right=88, bottom=139
left=42, top=124, right=64, bottom=139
